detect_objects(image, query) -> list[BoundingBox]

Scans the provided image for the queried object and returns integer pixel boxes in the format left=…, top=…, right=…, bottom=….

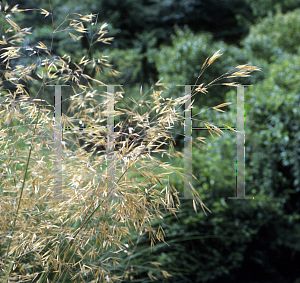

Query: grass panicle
left=0, top=2, right=260, bottom=282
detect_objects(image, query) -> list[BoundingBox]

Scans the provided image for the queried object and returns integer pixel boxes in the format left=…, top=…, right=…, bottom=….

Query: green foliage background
left=1, top=1, right=300, bottom=282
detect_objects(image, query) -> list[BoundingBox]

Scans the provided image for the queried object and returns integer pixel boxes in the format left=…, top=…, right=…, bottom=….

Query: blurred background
left=2, top=0, right=300, bottom=282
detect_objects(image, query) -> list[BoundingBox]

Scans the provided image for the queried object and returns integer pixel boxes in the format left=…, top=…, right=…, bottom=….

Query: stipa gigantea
left=0, top=2, right=261, bottom=282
